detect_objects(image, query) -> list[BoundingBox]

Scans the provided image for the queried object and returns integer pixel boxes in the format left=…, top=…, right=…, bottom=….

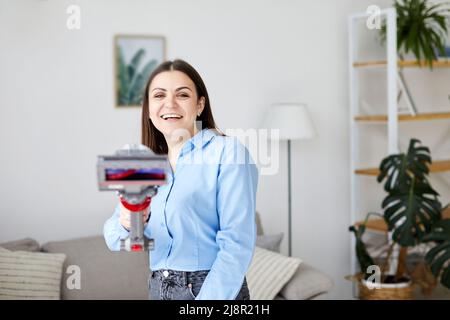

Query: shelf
left=349, top=10, right=450, bottom=292
left=355, top=218, right=389, bottom=233
left=355, top=160, right=450, bottom=176
left=355, top=206, right=450, bottom=233
left=353, top=60, right=450, bottom=68
left=355, top=112, right=450, bottom=122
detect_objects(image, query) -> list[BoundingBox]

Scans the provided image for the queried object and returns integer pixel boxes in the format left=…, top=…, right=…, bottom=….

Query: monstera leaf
left=381, top=179, right=442, bottom=246
left=378, top=139, right=441, bottom=246
left=377, top=138, right=432, bottom=193
left=422, top=219, right=450, bottom=289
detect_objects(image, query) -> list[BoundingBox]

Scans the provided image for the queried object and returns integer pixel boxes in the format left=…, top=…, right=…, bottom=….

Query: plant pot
left=359, top=278, right=414, bottom=300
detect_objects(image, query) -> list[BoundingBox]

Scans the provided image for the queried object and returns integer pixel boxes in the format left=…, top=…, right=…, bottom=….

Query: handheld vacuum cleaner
left=97, top=144, right=168, bottom=252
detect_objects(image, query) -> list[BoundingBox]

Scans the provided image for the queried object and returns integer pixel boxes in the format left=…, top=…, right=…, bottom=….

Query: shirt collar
left=191, top=128, right=217, bottom=149
left=180, top=128, right=217, bottom=155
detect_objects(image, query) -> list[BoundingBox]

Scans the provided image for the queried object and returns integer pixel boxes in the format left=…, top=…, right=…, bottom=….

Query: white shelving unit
left=348, top=8, right=398, bottom=296
left=348, top=8, right=450, bottom=298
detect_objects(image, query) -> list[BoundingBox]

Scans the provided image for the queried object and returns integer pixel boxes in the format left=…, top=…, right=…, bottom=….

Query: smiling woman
left=103, top=59, right=260, bottom=300
left=141, top=60, right=221, bottom=156
left=142, top=61, right=223, bottom=174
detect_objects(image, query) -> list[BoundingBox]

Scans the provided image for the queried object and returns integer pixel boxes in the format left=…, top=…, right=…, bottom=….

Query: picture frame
left=114, top=34, right=166, bottom=108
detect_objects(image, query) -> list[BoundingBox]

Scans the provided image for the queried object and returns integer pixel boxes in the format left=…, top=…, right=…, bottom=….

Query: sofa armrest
left=278, top=263, right=333, bottom=300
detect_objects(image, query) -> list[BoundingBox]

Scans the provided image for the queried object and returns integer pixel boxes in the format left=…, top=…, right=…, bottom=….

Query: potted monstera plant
left=349, top=138, right=450, bottom=299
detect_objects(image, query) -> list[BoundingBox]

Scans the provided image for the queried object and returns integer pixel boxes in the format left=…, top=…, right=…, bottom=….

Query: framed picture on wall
left=114, top=35, right=166, bottom=107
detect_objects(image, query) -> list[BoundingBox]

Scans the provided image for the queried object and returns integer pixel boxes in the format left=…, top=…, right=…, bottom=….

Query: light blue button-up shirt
left=103, top=128, right=259, bottom=300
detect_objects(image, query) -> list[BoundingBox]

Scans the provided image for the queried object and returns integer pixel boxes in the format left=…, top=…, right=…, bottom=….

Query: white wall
left=6, top=0, right=448, bottom=300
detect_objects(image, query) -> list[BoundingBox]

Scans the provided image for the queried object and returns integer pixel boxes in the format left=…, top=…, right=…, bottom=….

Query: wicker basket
left=359, top=279, right=414, bottom=300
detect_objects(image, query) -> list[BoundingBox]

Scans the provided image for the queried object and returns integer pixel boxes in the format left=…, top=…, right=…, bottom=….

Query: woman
left=103, top=59, right=258, bottom=300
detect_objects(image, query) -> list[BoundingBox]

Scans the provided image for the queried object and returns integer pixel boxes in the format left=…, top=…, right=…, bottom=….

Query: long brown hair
left=141, top=59, right=223, bottom=154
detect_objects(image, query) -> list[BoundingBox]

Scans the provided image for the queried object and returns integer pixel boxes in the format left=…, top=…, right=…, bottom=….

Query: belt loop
left=184, top=271, right=188, bottom=286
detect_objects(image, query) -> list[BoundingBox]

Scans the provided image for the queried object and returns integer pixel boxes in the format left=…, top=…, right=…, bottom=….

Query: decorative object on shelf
left=379, top=0, right=450, bottom=69
left=260, top=103, right=317, bottom=257
left=114, top=35, right=166, bottom=107
left=348, top=138, right=450, bottom=299
left=435, top=45, right=450, bottom=58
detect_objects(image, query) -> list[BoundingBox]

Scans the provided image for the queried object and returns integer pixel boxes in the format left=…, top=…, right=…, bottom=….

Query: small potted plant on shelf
left=348, top=138, right=450, bottom=299
left=379, top=0, right=450, bottom=68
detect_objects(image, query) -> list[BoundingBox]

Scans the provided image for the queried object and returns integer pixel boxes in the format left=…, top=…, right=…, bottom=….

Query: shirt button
left=163, top=270, right=169, bottom=277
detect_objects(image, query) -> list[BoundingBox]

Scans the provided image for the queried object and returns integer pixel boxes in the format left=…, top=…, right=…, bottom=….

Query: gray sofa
left=0, top=235, right=333, bottom=300
left=1, top=211, right=334, bottom=300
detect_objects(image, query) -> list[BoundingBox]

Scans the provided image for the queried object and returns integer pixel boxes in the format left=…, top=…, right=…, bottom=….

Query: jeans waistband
left=151, top=269, right=210, bottom=285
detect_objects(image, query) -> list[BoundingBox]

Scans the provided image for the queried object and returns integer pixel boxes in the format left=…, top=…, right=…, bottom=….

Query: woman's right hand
left=119, top=203, right=150, bottom=231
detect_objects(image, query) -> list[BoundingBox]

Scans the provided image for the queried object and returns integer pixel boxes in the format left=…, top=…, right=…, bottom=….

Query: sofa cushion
left=0, top=247, right=66, bottom=299
left=246, top=247, right=302, bottom=300
left=279, top=262, right=334, bottom=300
left=41, top=235, right=150, bottom=300
left=256, top=233, right=284, bottom=253
left=0, top=238, right=40, bottom=252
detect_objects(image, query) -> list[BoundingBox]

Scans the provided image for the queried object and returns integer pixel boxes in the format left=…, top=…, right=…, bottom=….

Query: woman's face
left=148, top=70, right=205, bottom=140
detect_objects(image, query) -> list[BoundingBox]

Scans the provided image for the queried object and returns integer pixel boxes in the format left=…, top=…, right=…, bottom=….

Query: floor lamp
left=261, top=103, right=317, bottom=256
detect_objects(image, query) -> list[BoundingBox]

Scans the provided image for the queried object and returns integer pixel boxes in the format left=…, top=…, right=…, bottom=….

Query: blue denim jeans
left=148, top=269, right=250, bottom=300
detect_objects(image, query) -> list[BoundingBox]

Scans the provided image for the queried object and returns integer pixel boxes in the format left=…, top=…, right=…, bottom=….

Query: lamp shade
left=260, top=103, right=317, bottom=140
